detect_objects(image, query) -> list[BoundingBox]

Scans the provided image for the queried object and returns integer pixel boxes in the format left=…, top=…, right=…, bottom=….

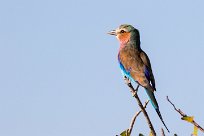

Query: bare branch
left=166, top=96, right=187, bottom=116
left=128, top=100, right=150, bottom=135
left=124, top=77, right=157, bottom=136
left=161, top=128, right=165, bottom=136
left=167, top=96, right=204, bottom=133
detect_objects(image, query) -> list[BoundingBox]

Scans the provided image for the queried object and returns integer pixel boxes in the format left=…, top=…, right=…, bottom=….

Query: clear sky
left=0, top=0, right=204, bottom=135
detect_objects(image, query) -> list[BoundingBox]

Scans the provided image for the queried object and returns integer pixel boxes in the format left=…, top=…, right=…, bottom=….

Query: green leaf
left=181, top=116, right=194, bottom=123
left=192, top=125, right=198, bottom=136
left=149, top=131, right=153, bottom=136
left=120, top=129, right=129, bottom=136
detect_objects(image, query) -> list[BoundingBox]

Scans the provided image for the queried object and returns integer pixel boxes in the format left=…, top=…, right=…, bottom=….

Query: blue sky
left=0, top=0, right=204, bottom=135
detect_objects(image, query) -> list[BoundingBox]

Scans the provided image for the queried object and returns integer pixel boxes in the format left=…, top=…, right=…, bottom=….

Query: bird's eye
left=120, top=30, right=125, bottom=33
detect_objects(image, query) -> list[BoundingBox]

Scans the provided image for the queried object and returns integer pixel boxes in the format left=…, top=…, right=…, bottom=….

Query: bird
left=108, top=24, right=170, bottom=132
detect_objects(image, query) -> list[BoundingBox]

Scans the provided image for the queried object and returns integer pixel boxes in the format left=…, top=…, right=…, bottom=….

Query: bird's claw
left=135, top=84, right=140, bottom=92
left=132, top=85, right=140, bottom=97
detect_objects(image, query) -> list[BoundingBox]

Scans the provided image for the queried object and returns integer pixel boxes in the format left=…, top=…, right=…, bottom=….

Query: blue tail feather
left=145, top=89, right=170, bottom=133
left=156, top=109, right=170, bottom=133
left=145, top=89, right=158, bottom=109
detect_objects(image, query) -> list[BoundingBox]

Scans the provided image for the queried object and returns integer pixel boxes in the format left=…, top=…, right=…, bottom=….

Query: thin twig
left=166, top=96, right=187, bottom=116
left=161, top=128, right=165, bottom=136
left=128, top=100, right=150, bottom=135
left=167, top=96, right=204, bottom=133
left=124, top=77, right=157, bottom=136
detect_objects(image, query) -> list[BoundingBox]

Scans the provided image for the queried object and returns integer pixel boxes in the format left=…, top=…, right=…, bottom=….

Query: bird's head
left=108, top=24, right=140, bottom=45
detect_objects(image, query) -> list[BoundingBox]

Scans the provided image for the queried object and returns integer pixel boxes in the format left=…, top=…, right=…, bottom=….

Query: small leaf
left=192, top=125, right=198, bottom=136
left=181, top=116, right=194, bottom=123
left=149, top=131, right=153, bottom=136
left=139, top=134, right=144, bottom=136
left=120, top=129, right=129, bottom=136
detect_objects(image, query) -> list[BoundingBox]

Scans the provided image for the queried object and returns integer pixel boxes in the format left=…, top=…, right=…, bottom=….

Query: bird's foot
left=132, top=85, right=139, bottom=97
left=135, top=84, right=140, bottom=92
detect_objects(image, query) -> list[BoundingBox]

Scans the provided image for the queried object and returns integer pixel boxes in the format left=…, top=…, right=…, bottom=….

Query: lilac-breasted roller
left=108, top=24, right=169, bottom=132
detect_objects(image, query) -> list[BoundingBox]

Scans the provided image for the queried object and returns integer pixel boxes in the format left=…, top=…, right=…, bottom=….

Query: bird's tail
left=155, top=108, right=170, bottom=133
left=145, top=88, right=170, bottom=133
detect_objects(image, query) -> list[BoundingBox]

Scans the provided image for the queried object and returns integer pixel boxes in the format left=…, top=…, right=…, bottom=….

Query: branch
left=127, top=100, right=150, bottom=135
left=167, top=96, right=204, bottom=133
left=124, top=77, right=157, bottom=136
left=161, top=128, right=165, bottom=136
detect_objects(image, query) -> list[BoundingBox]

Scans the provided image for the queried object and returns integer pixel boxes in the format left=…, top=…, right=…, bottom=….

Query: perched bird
left=108, top=24, right=169, bottom=132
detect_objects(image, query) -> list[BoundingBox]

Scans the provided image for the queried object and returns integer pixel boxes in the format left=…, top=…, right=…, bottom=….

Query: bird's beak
left=107, top=30, right=116, bottom=36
